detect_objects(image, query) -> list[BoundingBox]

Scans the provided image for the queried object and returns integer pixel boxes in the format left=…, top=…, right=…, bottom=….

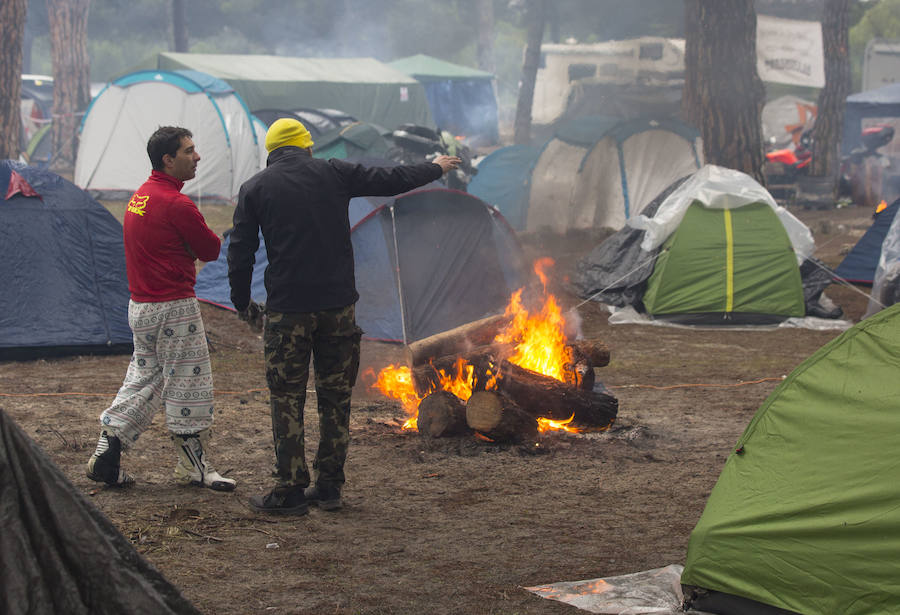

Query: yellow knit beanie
left=265, top=118, right=314, bottom=153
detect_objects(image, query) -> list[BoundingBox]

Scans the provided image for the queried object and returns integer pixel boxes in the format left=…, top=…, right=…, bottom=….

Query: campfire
left=365, top=259, right=617, bottom=442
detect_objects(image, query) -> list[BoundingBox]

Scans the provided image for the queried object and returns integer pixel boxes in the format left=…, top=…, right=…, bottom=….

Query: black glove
left=238, top=300, right=265, bottom=332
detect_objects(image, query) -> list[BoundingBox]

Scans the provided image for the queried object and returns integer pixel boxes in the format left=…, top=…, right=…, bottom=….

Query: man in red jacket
left=86, top=126, right=235, bottom=492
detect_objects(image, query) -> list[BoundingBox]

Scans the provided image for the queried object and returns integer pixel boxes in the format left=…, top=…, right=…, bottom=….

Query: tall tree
left=682, top=0, right=766, bottom=183
left=811, top=0, right=851, bottom=182
left=0, top=0, right=27, bottom=159
left=513, top=0, right=546, bottom=145
left=47, top=0, right=91, bottom=171
left=475, top=0, right=495, bottom=74
left=172, top=0, right=188, bottom=52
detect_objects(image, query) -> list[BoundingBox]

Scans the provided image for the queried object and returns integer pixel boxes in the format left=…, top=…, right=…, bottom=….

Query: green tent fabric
left=312, top=122, right=391, bottom=160
left=643, top=201, right=805, bottom=323
left=681, top=302, right=900, bottom=614
left=127, top=53, right=433, bottom=131
left=387, top=54, right=494, bottom=82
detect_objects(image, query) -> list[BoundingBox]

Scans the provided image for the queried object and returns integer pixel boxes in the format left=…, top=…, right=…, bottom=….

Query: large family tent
left=0, top=408, right=200, bottom=614
left=571, top=165, right=842, bottom=325
left=196, top=189, right=527, bottom=343
left=0, top=160, right=132, bottom=359
left=388, top=54, right=499, bottom=145
left=834, top=197, right=900, bottom=284
left=467, top=144, right=543, bottom=231
left=527, top=116, right=703, bottom=233
left=128, top=53, right=432, bottom=131
left=681, top=303, right=900, bottom=615
left=75, top=70, right=264, bottom=203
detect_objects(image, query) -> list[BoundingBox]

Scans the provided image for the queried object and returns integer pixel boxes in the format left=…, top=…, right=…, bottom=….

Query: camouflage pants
left=264, top=304, right=362, bottom=489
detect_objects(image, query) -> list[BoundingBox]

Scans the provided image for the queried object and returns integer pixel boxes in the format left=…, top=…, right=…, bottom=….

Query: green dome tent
left=682, top=302, right=900, bottom=614
left=573, top=165, right=834, bottom=325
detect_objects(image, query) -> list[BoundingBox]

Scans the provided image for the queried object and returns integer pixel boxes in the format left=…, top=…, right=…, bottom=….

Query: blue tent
left=388, top=54, right=499, bottom=146
left=196, top=188, right=527, bottom=343
left=835, top=198, right=900, bottom=284
left=468, top=145, right=542, bottom=230
left=0, top=161, right=132, bottom=359
left=842, top=83, right=900, bottom=156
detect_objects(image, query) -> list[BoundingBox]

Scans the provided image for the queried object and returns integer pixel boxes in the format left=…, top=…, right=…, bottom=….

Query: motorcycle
left=386, top=124, right=477, bottom=191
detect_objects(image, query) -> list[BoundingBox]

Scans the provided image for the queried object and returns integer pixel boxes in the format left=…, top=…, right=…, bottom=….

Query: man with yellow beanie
left=228, top=118, right=460, bottom=515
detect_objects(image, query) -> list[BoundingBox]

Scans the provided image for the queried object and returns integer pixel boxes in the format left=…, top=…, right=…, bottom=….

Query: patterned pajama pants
left=99, top=297, right=214, bottom=447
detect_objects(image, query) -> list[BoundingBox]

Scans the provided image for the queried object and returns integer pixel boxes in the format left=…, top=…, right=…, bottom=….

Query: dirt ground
left=0, top=203, right=877, bottom=614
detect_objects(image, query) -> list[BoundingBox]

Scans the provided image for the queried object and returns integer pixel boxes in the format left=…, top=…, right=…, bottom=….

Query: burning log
left=410, top=344, right=511, bottom=397
left=406, top=314, right=510, bottom=367
left=497, top=360, right=617, bottom=429
left=416, top=391, right=470, bottom=438
left=465, top=391, right=538, bottom=442
left=570, top=340, right=610, bottom=367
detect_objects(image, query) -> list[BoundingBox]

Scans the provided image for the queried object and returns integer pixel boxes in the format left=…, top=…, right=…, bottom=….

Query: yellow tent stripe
left=724, top=209, right=734, bottom=312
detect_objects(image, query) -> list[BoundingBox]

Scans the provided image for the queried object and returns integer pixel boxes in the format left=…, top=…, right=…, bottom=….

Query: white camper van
left=532, top=37, right=685, bottom=125
left=863, top=39, right=900, bottom=91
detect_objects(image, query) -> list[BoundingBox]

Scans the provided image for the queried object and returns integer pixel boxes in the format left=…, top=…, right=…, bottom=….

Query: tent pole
left=389, top=205, right=409, bottom=347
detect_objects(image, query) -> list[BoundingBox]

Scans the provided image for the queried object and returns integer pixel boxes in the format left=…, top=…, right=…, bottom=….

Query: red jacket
left=123, top=171, right=221, bottom=302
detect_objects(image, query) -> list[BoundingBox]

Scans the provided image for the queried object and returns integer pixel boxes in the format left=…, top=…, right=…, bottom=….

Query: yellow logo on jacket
left=127, top=194, right=149, bottom=216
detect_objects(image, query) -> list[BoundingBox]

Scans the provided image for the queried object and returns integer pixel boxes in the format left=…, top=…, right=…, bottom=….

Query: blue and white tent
left=196, top=188, right=527, bottom=343
left=0, top=160, right=132, bottom=359
left=75, top=69, right=265, bottom=203
left=527, top=116, right=703, bottom=232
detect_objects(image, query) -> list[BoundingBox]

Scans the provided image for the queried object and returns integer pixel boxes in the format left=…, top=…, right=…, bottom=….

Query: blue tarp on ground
left=834, top=198, right=900, bottom=284
left=0, top=160, right=132, bottom=359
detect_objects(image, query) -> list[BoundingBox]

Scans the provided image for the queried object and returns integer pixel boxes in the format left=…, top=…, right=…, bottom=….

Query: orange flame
left=536, top=413, right=580, bottom=434
left=369, top=258, right=579, bottom=432
left=494, top=288, right=572, bottom=382
left=436, top=357, right=476, bottom=401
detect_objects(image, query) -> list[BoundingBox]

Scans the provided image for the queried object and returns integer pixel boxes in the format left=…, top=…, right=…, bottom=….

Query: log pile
left=406, top=319, right=617, bottom=443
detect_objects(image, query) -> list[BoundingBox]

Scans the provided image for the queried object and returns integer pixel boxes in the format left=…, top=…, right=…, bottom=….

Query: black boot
left=249, top=486, right=308, bottom=515
left=304, top=483, right=342, bottom=511
left=86, top=430, right=134, bottom=487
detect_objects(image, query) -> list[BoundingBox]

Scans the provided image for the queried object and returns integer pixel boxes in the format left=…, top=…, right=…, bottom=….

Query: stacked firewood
left=407, top=315, right=618, bottom=442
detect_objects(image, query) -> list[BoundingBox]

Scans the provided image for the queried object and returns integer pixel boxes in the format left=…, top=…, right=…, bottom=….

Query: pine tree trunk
left=513, top=0, right=546, bottom=145
left=0, top=0, right=27, bottom=160
left=682, top=0, right=766, bottom=184
left=811, top=0, right=851, bottom=183
left=475, top=0, right=495, bottom=75
left=172, top=0, right=189, bottom=52
left=48, top=0, right=91, bottom=172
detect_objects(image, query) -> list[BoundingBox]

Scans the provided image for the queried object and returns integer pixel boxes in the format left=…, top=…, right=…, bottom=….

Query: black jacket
left=228, top=147, right=443, bottom=313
